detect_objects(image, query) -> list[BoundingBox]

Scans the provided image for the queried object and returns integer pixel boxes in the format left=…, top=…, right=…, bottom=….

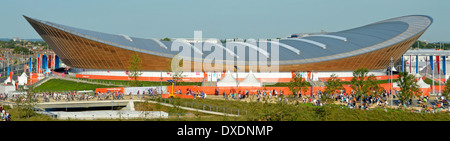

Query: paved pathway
left=146, top=100, right=239, bottom=117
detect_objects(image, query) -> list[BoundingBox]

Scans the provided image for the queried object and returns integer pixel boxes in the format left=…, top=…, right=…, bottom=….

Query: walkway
left=146, top=100, right=239, bottom=117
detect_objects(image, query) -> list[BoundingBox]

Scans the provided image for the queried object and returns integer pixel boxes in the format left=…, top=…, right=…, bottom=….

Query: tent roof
left=416, top=78, right=430, bottom=88
left=217, top=71, right=238, bottom=87
left=239, top=71, right=262, bottom=87
left=20, top=72, right=27, bottom=78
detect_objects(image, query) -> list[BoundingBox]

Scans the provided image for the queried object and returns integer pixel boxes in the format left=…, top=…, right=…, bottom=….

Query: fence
left=151, top=97, right=247, bottom=116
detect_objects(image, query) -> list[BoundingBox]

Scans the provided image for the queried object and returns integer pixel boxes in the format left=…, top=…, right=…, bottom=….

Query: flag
left=430, top=56, right=434, bottom=70
left=436, top=56, right=440, bottom=74
left=443, top=56, right=446, bottom=75
left=29, top=57, right=32, bottom=75
left=55, top=55, right=59, bottom=69
left=416, top=55, right=419, bottom=74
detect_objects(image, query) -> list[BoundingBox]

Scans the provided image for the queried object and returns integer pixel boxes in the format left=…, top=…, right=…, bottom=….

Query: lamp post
left=390, top=57, right=393, bottom=107
left=160, top=70, right=162, bottom=95
left=234, top=66, right=239, bottom=94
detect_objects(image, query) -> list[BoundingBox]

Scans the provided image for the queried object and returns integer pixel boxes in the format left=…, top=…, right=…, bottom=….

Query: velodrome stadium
left=24, top=15, right=433, bottom=85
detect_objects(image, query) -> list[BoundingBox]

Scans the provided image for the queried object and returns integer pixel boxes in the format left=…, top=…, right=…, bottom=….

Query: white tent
left=391, top=67, right=397, bottom=72
left=239, top=70, right=262, bottom=87
left=18, top=72, right=28, bottom=85
left=217, top=71, right=238, bottom=87
left=414, top=73, right=422, bottom=78
left=416, top=78, right=430, bottom=88
left=393, top=82, right=400, bottom=88
left=3, top=76, right=15, bottom=85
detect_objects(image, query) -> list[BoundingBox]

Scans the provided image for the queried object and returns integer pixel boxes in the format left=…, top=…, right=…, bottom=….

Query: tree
left=161, top=38, right=171, bottom=41
left=350, top=68, right=381, bottom=106
left=396, top=71, right=420, bottom=107
left=14, top=85, right=39, bottom=119
left=324, top=74, right=344, bottom=103
left=287, top=72, right=310, bottom=98
left=442, top=78, right=450, bottom=102
left=351, top=68, right=370, bottom=102
left=13, top=46, right=33, bottom=54
left=128, top=52, right=143, bottom=87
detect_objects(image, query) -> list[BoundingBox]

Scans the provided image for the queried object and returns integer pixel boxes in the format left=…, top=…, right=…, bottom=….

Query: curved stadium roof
left=24, top=15, right=432, bottom=66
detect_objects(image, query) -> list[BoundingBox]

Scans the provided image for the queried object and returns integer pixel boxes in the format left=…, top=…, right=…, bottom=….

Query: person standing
left=0, top=109, right=4, bottom=121
left=245, top=90, right=249, bottom=99
left=137, top=90, right=140, bottom=99
left=4, top=111, right=10, bottom=121
left=223, top=91, right=226, bottom=99
left=142, top=91, right=145, bottom=99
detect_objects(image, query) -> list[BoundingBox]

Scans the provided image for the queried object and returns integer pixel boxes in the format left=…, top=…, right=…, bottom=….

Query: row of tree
left=288, top=68, right=424, bottom=107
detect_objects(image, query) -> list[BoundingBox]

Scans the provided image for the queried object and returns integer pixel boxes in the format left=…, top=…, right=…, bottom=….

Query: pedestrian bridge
left=35, top=100, right=143, bottom=109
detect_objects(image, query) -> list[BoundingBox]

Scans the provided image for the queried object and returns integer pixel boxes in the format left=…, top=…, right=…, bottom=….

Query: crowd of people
left=175, top=88, right=207, bottom=99
left=0, top=88, right=159, bottom=103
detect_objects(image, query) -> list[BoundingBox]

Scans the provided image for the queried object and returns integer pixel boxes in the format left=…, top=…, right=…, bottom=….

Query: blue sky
left=1, top=0, right=449, bottom=42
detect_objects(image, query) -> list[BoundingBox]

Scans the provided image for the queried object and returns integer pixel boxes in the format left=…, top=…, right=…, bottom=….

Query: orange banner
left=95, top=87, right=124, bottom=93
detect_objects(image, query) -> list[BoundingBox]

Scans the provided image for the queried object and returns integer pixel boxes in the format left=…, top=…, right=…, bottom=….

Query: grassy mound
left=34, top=79, right=116, bottom=91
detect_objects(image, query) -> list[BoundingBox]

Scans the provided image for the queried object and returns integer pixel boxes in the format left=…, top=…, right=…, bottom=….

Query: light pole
left=160, top=70, right=162, bottom=95
left=234, top=66, right=239, bottom=94
left=389, top=57, right=394, bottom=108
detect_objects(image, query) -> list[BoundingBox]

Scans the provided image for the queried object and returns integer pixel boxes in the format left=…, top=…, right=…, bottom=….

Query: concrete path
left=145, top=100, right=240, bottom=117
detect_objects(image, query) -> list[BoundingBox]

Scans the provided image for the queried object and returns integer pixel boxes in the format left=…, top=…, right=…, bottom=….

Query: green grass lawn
left=34, top=79, right=117, bottom=91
